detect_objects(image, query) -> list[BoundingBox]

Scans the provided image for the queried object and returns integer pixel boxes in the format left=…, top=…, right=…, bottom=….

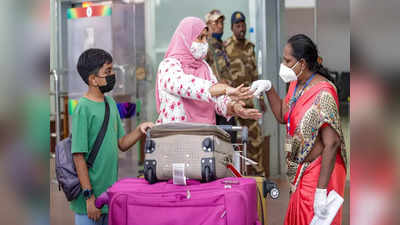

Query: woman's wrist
left=210, top=83, right=228, bottom=97
left=227, top=100, right=237, bottom=116
left=225, top=86, right=234, bottom=96
left=227, top=100, right=242, bottom=116
left=233, top=102, right=242, bottom=113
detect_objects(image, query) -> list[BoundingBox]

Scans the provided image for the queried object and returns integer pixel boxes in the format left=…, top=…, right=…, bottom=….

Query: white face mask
left=190, top=41, right=208, bottom=60
left=279, top=61, right=302, bottom=83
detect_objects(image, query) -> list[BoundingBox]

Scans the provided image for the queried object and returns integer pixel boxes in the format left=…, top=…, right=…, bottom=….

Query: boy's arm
left=73, top=153, right=92, bottom=191
left=70, top=105, right=101, bottom=220
left=118, top=126, right=142, bottom=152
left=118, top=122, right=154, bottom=151
left=73, top=153, right=101, bottom=221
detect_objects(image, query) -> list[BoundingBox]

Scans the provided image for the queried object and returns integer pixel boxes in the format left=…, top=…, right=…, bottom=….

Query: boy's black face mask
left=98, top=74, right=116, bottom=93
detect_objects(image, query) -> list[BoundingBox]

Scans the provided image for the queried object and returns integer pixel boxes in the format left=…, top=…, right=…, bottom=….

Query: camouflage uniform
left=205, top=36, right=237, bottom=143
left=206, top=37, right=232, bottom=86
left=225, top=35, right=265, bottom=176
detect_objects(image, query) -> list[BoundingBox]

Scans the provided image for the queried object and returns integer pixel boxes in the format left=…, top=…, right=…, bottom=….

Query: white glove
left=250, top=80, right=272, bottom=98
left=314, top=188, right=328, bottom=219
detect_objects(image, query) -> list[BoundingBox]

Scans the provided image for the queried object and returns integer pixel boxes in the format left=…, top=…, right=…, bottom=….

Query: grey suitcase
left=143, top=122, right=247, bottom=184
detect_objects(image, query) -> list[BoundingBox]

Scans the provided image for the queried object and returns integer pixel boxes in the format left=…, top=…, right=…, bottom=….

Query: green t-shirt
left=70, top=96, right=125, bottom=214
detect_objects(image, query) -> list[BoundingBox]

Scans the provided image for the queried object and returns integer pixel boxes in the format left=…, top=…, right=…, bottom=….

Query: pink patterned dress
left=156, top=57, right=231, bottom=124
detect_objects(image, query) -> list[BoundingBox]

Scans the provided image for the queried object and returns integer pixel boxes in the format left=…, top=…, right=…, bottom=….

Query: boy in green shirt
left=71, top=48, right=153, bottom=225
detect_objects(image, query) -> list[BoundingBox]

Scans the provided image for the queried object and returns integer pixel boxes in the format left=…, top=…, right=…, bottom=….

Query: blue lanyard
left=287, top=73, right=316, bottom=134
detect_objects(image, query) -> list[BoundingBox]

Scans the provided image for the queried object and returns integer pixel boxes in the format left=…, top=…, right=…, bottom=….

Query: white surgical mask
left=190, top=41, right=208, bottom=59
left=279, top=61, right=302, bottom=83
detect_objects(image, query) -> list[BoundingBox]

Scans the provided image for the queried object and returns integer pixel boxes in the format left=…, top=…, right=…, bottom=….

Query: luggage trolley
left=217, top=125, right=249, bottom=175
left=218, top=125, right=280, bottom=200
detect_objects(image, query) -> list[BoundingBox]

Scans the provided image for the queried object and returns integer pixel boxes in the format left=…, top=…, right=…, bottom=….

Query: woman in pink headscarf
left=155, top=17, right=261, bottom=124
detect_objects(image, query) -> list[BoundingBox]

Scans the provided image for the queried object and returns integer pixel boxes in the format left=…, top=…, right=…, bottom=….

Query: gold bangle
left=225, top=85, right=231, bottom=96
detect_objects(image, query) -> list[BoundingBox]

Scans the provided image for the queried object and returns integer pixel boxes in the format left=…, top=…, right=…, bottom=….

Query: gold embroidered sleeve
left=317, top=91, right=341, bottom=131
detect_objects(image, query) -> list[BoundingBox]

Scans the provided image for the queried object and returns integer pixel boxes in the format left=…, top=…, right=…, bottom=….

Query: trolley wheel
left=270, top=187, right=280, bottom=199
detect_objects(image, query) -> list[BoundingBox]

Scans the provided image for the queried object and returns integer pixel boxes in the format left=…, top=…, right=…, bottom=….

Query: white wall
left=285, top=0, right=315, bottom=8
left=317, top=0, right=350, bottom=72
left=285, top=8, right=315, bottom=42
left=284, top=0, right=350, bottom=73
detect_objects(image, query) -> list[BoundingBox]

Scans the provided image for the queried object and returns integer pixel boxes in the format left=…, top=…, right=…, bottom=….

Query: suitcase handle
left=95, top=192, right=109, bottom=209
left=220, top=179, right=240, bottom=185
left=146, top=129, right=151, bottom=139
left=167, top=179, right=201, bottom=185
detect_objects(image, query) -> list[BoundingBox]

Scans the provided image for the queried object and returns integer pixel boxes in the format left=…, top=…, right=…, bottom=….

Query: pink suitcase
left=96, top=177, right=261, bottom=225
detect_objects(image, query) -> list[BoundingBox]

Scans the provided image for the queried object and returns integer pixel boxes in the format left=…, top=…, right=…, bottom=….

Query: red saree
left=283, top=80, right=347, bottom=225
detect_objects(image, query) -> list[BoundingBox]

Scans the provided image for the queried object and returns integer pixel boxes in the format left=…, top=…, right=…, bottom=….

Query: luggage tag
left=172, top=163, right=187, bottom=186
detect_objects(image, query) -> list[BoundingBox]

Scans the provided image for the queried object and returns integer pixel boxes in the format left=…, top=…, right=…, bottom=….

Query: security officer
left=225, top=11, right=267, bottom=176
left=205, top=9, right=232, bottom=84
left=205, top=9, right=236, bottom=142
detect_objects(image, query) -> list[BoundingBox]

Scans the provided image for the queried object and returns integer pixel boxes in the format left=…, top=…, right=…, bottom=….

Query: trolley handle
left=217, top=125, right=248, bottom=144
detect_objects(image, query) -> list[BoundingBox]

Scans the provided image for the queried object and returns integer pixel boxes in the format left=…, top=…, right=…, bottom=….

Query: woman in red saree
left=251, top=34, right=347, bottom=225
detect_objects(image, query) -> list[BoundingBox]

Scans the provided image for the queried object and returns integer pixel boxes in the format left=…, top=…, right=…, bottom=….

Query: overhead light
left=286, top=0, right=315, bottom=8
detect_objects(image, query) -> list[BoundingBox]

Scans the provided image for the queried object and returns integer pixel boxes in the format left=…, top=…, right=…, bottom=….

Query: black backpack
left=55, top=97, right=110, bottom=201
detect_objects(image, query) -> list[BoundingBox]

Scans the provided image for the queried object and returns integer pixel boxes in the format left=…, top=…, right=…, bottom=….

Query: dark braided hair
left=287, top=34, right=334, bottom=83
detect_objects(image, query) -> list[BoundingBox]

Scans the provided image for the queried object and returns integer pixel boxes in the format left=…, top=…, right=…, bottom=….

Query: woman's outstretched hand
left=231, top=101, right=262, bottom=120
left=209, top=83, right=254, bottom=101
left=226, top=84, right=255, bottom=101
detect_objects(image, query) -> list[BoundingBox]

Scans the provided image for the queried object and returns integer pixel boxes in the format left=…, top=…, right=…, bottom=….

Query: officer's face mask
left=97, top=74, right=116, bottom=93
left=279, top=61, right=303, bottom=83
left=190, top=41, right=208, bottom=60
left=212, top=32, right=223, bottom=41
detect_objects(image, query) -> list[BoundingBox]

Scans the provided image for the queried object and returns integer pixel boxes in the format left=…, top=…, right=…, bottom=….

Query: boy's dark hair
left=77, top=48, right=113, bottom=85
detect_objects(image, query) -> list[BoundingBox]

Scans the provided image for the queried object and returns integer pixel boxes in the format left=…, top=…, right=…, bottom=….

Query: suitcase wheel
left=204, top=166, right=212, bottom=183
left=145, top=167, right=157, bottom=184
left=201, top=157, right=216, bottom=183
